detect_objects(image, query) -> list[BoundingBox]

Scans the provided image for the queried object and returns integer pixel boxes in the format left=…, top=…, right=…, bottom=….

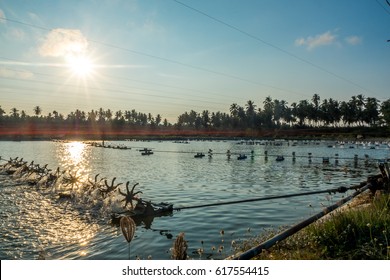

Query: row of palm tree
left=0, top=106, right=169, bottom=128
left=177, top=94, right=390, bottom=130
left=1, top=94, right=390, bottom=131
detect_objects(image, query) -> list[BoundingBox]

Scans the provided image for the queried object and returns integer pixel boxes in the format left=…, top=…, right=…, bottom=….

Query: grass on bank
left=235, top=192, right=390, bottom=260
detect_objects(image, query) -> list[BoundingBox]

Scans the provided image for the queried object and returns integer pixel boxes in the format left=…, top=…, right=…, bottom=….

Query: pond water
left=0, top=139, right=389, bottom=260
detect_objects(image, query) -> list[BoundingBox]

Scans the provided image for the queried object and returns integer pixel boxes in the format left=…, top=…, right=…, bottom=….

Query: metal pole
left=230, top=184, right=370, bottom=260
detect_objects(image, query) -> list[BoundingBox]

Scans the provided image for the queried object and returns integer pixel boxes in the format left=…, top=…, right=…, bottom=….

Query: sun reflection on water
left=57, top=141, right=91, bottom=175
left=66, top=142, right=86, bottom=165
left=53, top=141, right=93, bottom=193
left=0, top=188, right=102, bottom=259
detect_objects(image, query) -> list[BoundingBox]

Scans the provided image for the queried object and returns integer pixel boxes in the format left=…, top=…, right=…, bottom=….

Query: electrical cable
left=173, top=0, right=381, bottom=97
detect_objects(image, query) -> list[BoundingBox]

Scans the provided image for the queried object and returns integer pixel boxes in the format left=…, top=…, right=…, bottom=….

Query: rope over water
left=172, top=181, right=374, bottom=211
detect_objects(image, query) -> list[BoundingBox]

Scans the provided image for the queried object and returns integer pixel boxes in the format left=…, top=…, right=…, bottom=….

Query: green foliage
left=308, top=195, right=390, bottom=259
left=239, top=193, right=390, bottom=260
left=1, top=95, right=390, bottom=134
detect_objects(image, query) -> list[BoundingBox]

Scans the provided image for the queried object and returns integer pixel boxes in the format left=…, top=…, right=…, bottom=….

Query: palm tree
left=212, top=111, right=225, bottom=129
left=229, top=103, right=240, bottom=129
left=290, top=102, right=298, bottom=126
left=115, top=110, right=123, bottom=121
left=10, top=108, right=19, bottom=119
left=380, top=99, right=390, bottom=126
left=283, top=106, right=294, bottom=126
left=105, top=109, right=113, bottom=121
left=245, top=100, right=257, bottom=128
left=189, top=110, right=197, bottom=127
left=98, top=108, right=105, bottom=123
left=201, top=110, right=210, bottom=129
left=245, top=100, right=256, bottom=114
left=312, top=93, right=320, bottom=108
left=230, top=103, right=238, bottom=117
left=273, top=99, right=289, bottom=127
left=364, top=97, right=380, bottom=126
left=33, top=106, right=42, bottom=118
left=75, top=109, right=86, bottom=122
left=296, top=100, right=310, bottom=126
left=147, top=113, right=154, bottom=125
left=131, top=109, right=137, bottom=124
left=88, top=110, right=97, bottom=123
left=138, top=113, right=148, bottom=126
left=237, top=106, right=246, bottom=128
left=356, top=94, right=365, bottom=126
left=155, top=114, right=162, bottom=126
left=20, top=110, right=27, bottom=120
left=124, top=110, right=132, bottom=124
left=340, top=101, right=352, bottom=126
left=327, top=98, right=341, bottom=127
left=310, top=94, right=320, bottom=126
left=263, top=96, right=274, bottom=128
left=346, top=96, right=359, bottom=126
left=51, top=110, right=60, bottom=121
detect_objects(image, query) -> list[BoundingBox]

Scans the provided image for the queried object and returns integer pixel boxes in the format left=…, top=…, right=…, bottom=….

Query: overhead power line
left=0, top=55, right=247, bottom=104
left=376, top=0, right=390, bottom=16
left=0, top=73, right=232, bottom=110
left=0, top=16, right=306, bottom=98
left=173, top=0, right=378, bottom=96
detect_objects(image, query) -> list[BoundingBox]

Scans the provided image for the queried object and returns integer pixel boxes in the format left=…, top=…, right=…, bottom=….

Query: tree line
left=0, top=106, right=169, bottom=129
left=177, top=94, right=390, bottom=130
left=1, top=94, right=390, bottom=133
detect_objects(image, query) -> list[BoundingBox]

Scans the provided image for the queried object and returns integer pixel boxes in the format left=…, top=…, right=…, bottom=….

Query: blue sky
left=0, top=0, right=389, bottom=122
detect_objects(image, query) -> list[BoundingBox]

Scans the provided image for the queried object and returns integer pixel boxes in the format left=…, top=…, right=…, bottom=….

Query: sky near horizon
left=0, top=0, right=389, bottom=122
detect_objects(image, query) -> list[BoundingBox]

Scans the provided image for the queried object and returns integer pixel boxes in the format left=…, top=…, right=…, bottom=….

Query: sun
left=66, top=54, right=95, bottom=77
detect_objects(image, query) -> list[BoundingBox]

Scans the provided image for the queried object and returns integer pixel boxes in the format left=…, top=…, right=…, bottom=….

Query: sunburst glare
left=66, top=54, right=95, bottom=78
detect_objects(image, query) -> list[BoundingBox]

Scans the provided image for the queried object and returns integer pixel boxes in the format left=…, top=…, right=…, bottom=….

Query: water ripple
left=0, top=140, right=388, bottom=259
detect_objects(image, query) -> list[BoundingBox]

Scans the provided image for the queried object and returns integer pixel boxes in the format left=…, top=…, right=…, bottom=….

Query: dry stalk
left=172, top=232, right=188, bottom=260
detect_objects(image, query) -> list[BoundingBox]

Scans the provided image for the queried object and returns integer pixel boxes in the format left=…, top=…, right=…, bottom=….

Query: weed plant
left=236, top=192, right=390, bottom=260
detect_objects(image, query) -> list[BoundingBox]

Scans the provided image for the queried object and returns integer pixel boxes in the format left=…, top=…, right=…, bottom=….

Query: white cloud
left=0, top=9, right=6, bottom=23
left=294, top=38, right=305, bottom=46
left=345, top=35, right=362, bottom=45
left=39, top=28, right=89, bottom=58
left=295, top=31, right=337, bottom=50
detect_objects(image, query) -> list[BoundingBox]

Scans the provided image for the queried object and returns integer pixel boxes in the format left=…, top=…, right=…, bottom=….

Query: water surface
left=0, top=139, right=388, bottom=259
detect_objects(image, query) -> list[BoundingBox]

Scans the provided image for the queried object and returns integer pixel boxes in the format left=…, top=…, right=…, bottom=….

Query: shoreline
left=0, top=128, right=388, bottom=142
